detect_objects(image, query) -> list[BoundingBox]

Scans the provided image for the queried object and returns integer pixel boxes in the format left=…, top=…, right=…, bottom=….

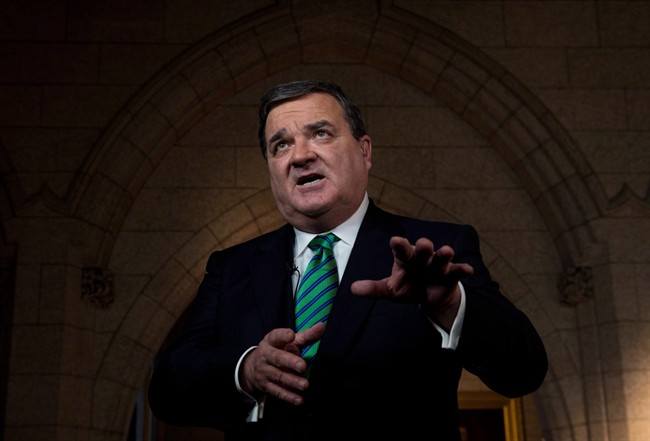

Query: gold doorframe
left=459, top=391, right=523, bottom=441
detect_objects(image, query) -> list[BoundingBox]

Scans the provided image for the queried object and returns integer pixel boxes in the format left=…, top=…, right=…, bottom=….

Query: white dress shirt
left=235, top=193, right=466, bottom=421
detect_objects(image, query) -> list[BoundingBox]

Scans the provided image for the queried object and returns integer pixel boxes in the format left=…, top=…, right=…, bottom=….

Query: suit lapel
left=250, top=224, right=295, bottom=330
left=317, top=203, right=403, bottom=359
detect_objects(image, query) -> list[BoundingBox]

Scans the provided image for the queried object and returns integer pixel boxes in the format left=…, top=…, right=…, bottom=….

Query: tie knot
left=308, top=233, right=339, bottom=252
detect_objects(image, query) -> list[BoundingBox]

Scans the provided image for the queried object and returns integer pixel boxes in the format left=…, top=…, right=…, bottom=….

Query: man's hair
left=257, top=80, right=367, bottom=157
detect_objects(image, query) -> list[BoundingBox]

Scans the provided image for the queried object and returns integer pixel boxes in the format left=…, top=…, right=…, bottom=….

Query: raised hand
left=350, top=236, right=474, bottom=330
left=240, top=322, right=326, bottom=405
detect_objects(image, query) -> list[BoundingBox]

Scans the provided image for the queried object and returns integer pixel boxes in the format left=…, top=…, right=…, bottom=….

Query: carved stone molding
left=81, top=266, right=114, bottom=308
left=558, top=266, right=593, bottom=306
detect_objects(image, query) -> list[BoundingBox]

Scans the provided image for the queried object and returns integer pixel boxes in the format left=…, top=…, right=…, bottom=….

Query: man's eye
left=314, top=130, right=329, bottom=138
left=273, top=141, right=289, bottom=154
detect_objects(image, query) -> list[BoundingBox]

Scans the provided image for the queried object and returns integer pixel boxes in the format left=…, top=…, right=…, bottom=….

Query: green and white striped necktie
left=294, top=233, right=340, bottom=361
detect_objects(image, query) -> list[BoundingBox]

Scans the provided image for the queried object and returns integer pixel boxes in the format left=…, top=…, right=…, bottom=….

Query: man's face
left=265, top=93, right=372, bottom=233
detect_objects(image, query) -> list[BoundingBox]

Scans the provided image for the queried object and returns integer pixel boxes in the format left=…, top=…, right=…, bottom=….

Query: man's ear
left=359, top=135, right=372, bottom=169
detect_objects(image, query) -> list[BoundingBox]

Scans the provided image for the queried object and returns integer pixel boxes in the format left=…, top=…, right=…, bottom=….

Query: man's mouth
left=296, top=174, right=325, bottom=187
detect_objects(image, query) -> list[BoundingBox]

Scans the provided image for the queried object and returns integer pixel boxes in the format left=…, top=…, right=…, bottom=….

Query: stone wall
left=1, top=1, right=649, bottom=441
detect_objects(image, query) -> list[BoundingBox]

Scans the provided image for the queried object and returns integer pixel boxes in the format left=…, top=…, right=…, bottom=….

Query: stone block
left=376, top=184, right=425, bottom=217
left=0, top=86, right=41, bottom=126
left=626, top=368, right=650, bottom=418
left=299, top=15, right=373, bottom=64
left=12, top=264, right=40, bottom=324
left=491, top=121, right=536, bottom=169
left=618, top=323, right=650, bottom=371
left=67, top=0, right=164, bottom=42
left=2, top=127, right=98, bottom=172
left=609, top=264, right=639, bottom=321
left=255, top=15, right=301, bottom=74
left=74, top=173, right=129, bottom=232
left=218, top=31, right=268, bottom=91
left=558, top=375, right=587, bottom=425
left=100, top=44, right=184, bottom=84
left=37, top=264, right=66, bottom=324
left=150, top=74, right=204, bottom=135
left=179, top=106, right=258, bottom=146
left=400, top=33, right=450, bottom=92
left=109, top=231, right=192, bottom=275
left=256, top=209, right=285, bottom=234
left=481, top=231, right=559, bottom=275
left=504, top=2, right=598, bottom=47
left=395, top=0, right=505, bottom=47
left=94, top=274, right=148, bottom=333
left=522, top=274, right=576, bottom=331
left=236, top=147, right=269, bottom=188
left=415, top=188, right=544, bottom=233
left=219, top=221, right=261, bottom=249
left=164, top=0, right=273, bottom=43
left=4, top=426, right=58, bottom=441
left=603, top=371, right=628, bottom=420
left=598, top=2, right=650, bottom=47
left=371, top=148, right=436, bottom=188
left=208, top=202, right=255, bottom=243
left=60, top=326, right=99, bottom=377
left=6, top=374, right=59, bottom=425
left=143, top=259, right=186, bottom=303
left=481, top=256, right=530, bottom=304
left=58, top=375, right=93, bottom=426
left=367, top=176, right=385, bottom=201
left=365, top=106, right=483, bottom=147
left=176, top=227, right=219, bottom=271
left=569, top=49, right=650, bottom=88
left=125, top=188, right=255, bottom=231
left=578, top=327, right=602, bottom=375
left=437, top=146, right=520, bottom=189
left=0, top=0, right=66, bottom=40
left=366, top=16, right=416, bottom=75
left=141, top=306, right=175, bottom=351
left=601, top=218, right=650, bottom=263
left=163, top=273, right=199, bottom=315
left=182, top=50, right=235, bottom=105
left=538, top=89, right=626, bottom=131
left=10, top=324, right=63, bottom=373
left=100, top=137, right=149, bottom=196
left=122, top=103, right=176, bottom=163
left=627, top=89, right=650, bottom=131
left=121, top=294, right=158, bottom=342
left=0, top=43, right=99, bottom=84
left=485, top=48, right=568, bottom=88
left=146, top=146, right=236, bottom=188
left=245, top=189, right=277, bottom=218
left=462, top=90, right=510, bottom=137
left=42, top=85, right=134, bottom=127
left=91, top=378, right=135, bottom=431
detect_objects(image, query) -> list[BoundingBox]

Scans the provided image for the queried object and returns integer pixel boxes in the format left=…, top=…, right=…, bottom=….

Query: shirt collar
left=293, top=193, right=369, bottom=258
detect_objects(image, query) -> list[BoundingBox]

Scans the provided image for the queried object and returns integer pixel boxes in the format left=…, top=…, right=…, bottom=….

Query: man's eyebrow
left=268, top=128, right=288, bottom=147
left=304, top=120, right=334, bottom=132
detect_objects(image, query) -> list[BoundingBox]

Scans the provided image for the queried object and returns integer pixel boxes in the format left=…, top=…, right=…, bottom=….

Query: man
left=149, top=80, right=547, bottom=440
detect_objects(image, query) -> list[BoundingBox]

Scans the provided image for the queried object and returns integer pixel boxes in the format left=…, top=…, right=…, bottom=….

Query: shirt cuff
left=234, top=346, right=265, bottom=422
left=431, top=281, right=466, bottom=350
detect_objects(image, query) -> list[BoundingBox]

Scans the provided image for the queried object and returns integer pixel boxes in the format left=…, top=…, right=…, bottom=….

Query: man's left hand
left=350, top=236, right=474, bottom=331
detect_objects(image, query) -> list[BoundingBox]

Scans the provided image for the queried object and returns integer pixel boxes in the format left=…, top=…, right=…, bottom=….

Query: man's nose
left=291, top=137, right=316, bottom=165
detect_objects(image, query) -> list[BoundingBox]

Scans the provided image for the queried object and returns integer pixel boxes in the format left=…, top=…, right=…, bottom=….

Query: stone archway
left=61, top=2, right=608, bottom=441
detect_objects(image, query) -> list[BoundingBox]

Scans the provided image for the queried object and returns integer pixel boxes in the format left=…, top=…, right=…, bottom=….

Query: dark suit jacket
left=149, top=202, right=547, bottom=441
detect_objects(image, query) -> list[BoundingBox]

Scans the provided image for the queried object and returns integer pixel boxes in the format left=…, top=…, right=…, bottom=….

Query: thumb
left=351, top=278, right=390, bottom=297
left=294, top=322, right=326, bottom=347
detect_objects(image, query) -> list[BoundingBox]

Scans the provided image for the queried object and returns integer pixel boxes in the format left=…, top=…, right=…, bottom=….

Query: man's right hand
left=240, top=322, right=326, bottom=406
